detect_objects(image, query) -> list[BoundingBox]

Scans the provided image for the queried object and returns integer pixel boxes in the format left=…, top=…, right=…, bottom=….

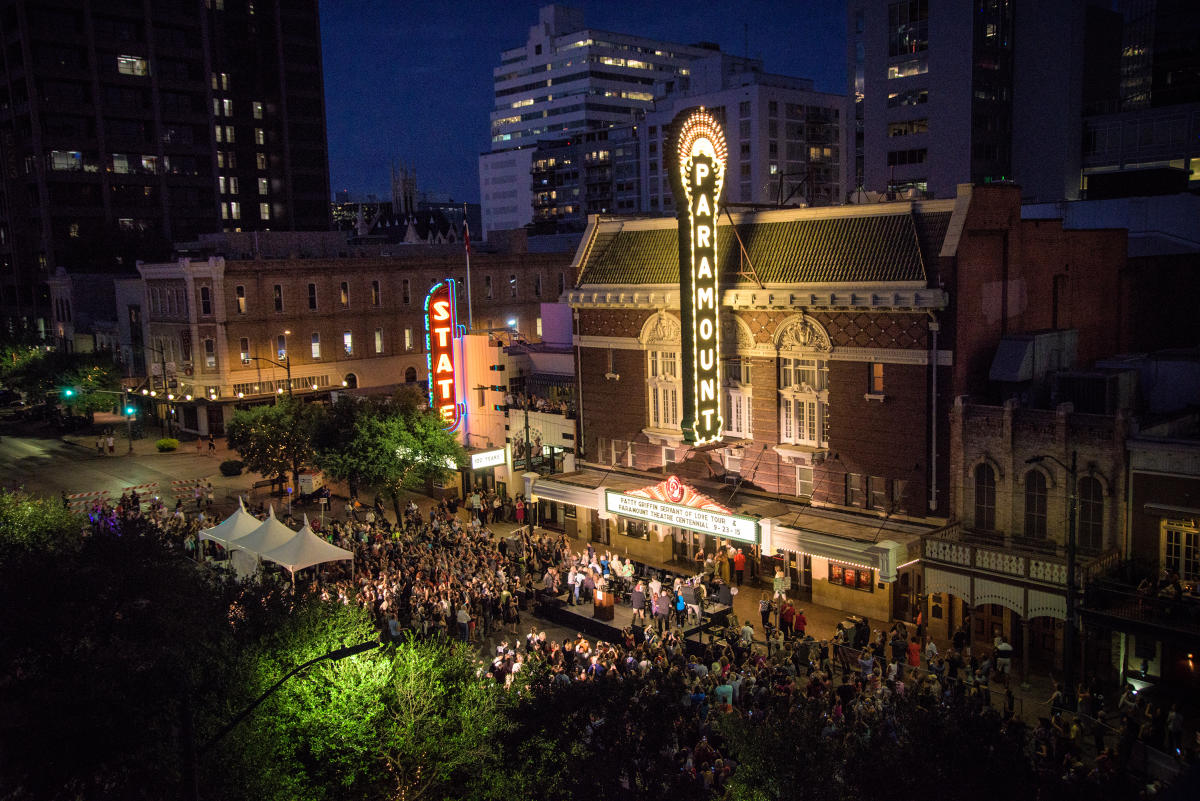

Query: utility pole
left=124, top=390, right=133, bottom=454
left=1027, top=451, right=1079, bottom=697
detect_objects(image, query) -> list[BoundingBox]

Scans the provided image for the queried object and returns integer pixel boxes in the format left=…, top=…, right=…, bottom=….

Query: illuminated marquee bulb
left=672, top=107, right=727, bottom=446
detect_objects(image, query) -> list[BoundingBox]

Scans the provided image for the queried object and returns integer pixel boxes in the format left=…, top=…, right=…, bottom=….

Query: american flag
left=463, top=219, right=471, bottom=255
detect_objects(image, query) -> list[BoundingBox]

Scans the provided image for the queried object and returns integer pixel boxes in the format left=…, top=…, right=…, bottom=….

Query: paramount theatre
left=525, top=108, right=955, bottom=623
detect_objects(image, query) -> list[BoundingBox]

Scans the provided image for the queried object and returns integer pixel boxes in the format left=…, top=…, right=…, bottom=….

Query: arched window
left=641, top=314, right=682, bottom=431
left=647, top=349, right=680, bottom=429
left=775, top=317, right=831, bottom=447
left=974, top=464, right=996, bottom=531
left=343, top=373, right=358, bottom=389
left=1024, top=470, right=1047, bottom=539
left=404, top=367, right=417, bottom=383
left=1077, top=476, right=1104, bottom=551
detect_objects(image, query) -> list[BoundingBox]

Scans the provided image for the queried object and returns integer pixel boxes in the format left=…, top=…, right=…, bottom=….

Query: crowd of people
left=74, top=488, right=1190, bottom=799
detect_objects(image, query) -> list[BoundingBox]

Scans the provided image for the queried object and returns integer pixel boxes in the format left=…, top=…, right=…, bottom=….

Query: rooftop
left=574, top=205, right=952, bottom=287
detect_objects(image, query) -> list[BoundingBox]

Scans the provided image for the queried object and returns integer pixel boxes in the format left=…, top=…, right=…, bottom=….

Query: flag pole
left=463, top=203, right=474, bottom=332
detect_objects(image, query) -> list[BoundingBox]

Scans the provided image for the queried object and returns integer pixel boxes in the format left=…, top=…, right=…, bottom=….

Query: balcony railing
left=1080, top=581, right=1200, bottom=636
left=923, top=521, right=1120, bottom=587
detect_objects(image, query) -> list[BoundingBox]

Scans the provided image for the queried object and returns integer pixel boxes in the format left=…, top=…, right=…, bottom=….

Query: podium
left=592, top=588, right=615, bottom=621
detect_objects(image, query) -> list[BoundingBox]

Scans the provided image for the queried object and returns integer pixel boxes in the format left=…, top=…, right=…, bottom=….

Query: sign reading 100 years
left=670, top=108, right=727, bottom=446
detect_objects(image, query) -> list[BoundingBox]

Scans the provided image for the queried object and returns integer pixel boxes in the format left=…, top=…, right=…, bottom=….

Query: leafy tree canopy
left=226, top=399, right=321, bottom=489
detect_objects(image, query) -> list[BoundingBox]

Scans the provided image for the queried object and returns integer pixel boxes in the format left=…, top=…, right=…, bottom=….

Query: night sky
left=321, top=1, right=847, bottom=204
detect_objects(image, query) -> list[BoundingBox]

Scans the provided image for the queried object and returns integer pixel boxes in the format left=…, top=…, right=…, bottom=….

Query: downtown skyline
left=320, top=0, right=846, bottom=203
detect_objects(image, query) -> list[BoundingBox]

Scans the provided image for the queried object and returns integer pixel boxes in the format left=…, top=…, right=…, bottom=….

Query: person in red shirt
left=779, top=600, right=796, bottom=640
left=794, top=608, right=807, bottom=638
left=733, top=549, right=746, bottom=586
left=906, top=636, right=922, bottom=669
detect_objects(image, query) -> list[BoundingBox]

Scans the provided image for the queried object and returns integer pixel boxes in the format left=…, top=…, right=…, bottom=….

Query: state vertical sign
left=424, top=278, right=465, bottom=430
left=670, top=108, right=727, bottom=445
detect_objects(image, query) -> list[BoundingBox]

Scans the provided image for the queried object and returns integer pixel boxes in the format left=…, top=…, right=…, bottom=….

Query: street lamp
left=1026, top=450, right=1078, bottom=697
left=199, top=638, right=382, bottom=754
left=244, top=354, right=292, bottom=400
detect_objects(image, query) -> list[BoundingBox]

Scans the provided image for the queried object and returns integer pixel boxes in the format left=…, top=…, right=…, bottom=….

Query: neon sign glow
left=424, top=279, right=465, bottom=430
left=671, top=108, right=727, bottom=445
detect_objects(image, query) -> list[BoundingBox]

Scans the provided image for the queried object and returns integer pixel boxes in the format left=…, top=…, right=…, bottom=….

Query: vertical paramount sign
left=424, top=278, right=465, bottom=430
left=671, top=108, right=727, bottom=445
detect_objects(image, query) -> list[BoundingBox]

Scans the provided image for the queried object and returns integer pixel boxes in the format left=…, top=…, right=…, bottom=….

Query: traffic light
left=61, top=386, right=80, bottom=401
left=124, top=405, right=136, bottom=416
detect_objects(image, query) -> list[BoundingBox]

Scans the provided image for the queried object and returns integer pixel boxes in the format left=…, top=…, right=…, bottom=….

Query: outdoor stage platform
left=538, top=592, right=732, bottom=655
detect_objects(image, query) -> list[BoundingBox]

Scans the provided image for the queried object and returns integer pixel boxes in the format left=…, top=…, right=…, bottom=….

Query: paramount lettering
left=672, top=108, right=727, bottom=445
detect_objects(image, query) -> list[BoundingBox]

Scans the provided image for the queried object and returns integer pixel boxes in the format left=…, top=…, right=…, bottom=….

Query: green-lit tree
left=226, top=399, right=321, bottom=493
left=224, top=603, right=503, bottom=801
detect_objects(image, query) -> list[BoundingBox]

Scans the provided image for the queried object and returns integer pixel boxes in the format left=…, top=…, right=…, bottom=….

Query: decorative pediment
left=640, top=312, right=681, bottom=347
left=721, top=315, right=755, bottom=352
left=775, top=314, right=831, bottom=352
left=627, top=474, right=730, bottom=513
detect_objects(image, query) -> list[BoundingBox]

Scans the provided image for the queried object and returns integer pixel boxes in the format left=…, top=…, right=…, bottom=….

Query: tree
left=317, top=396, right=464, bottom=519
left=226, top=399, right=321, bottom=492
left=227, top=605, right=503, bottom=801
left=3, top=349, right=121, bottom=420
left=0, top=490, right=254, bottom=801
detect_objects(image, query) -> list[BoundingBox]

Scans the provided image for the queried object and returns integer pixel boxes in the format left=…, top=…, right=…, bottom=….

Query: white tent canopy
left=258, top=514, right=353, bottom=574
left=229, top=506, right=297, bottom=556
left=198, top=498, right=262, bottom=547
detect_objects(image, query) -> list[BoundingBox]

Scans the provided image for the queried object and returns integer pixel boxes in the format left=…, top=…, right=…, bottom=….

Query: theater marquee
left=604, top=490, right=759, bottom=544
left=670, top=108, right=727, bottom=446
left=424, top=279, right=465, bottom=430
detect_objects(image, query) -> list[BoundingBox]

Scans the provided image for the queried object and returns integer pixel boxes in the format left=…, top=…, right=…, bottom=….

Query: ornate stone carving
left=722, top=316, right=755, bottom=351
left=642, top=313, right=680, bottom=346
left=776, top=315, right=831, bottom=352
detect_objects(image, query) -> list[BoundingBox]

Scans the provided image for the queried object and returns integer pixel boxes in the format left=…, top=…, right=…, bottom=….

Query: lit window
left=257, top=177, right=268, bottom=195
left=222, top=98, right=232, bottom=116
left=116, top=55, right=148, bottom=76
left=343, top=331, right=353, bottom=356
left=276, top=334, right=286, bottom=359
left=371, top=280, right=380, bottom=306
left=255, top=128, right=265, bottom=146
left=339, top=281, right=349, bottom=307
left=226, top=176, right=238, bottom=194
left=228, top=201, right=240, bottom=220
left=112, top=154, right=130, bottom=174
left=256, top=152, right=267, bottom=170
left=273, top=284, right=283, bottom=312
left=239, top=337, right=250, bottom=364
left=647, top=348, right=681, bottom=429
left=311, top=333, right=321, bottom=359
left=235, top=285, right=245, bottom=313
left=869, top=362, right=884, bottom=393
left=252, top=101, right=263, bottom=119
left=204, top=338, right=216, bottom=368
left=50, top=151, right=83, bottom=171
left=1163, top=520, right=1200, bottom=583
left=259, top=202, right=269, bottom=220
left=536, top=317, right=543, bottom=337
left=375, top=328, right=384, bottom=354
left=404, top=327, right=413, bottom=350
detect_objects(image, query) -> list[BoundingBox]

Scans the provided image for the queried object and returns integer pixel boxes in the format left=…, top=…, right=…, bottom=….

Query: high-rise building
left=0, top=0, right=331, bottom=336
left=642, top=53, right=843, bottom=213
left=1080, top=0, right=1200, bottom=198
left=846, top=0, right=1084, bottom=202
left=479, top=4, right=717, bottom=238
